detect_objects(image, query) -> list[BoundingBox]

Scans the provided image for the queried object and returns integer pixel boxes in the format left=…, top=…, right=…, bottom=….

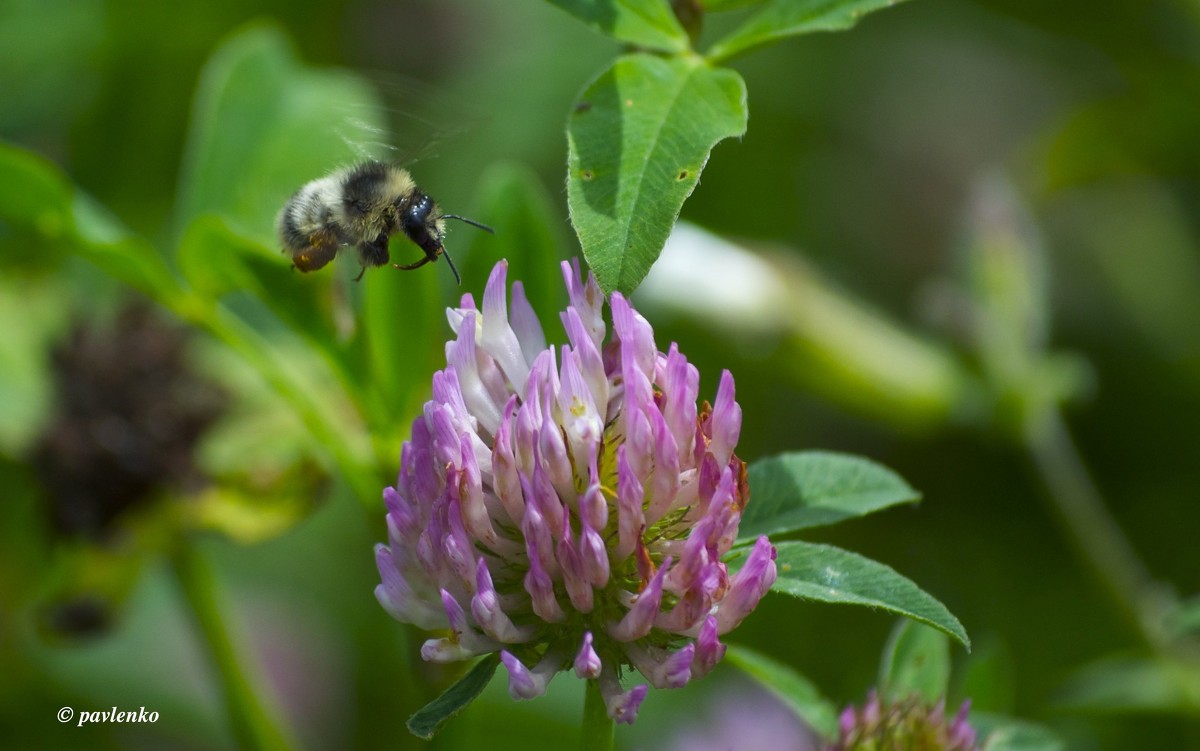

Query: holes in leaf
left=580, top=169, right=594, bottom=181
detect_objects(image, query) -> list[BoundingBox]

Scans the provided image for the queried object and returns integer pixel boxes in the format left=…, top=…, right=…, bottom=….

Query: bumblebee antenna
left=443, top=214, right=495, bottom=234
left=440, top=246, right=461, bottom=285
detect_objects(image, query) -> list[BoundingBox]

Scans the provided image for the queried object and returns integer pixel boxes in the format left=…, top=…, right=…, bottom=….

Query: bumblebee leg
left=358, top=234, right=391, bottom=267
left=392, top=256, right=433, bottom=271
left=352, top=234, right=392, bottom=283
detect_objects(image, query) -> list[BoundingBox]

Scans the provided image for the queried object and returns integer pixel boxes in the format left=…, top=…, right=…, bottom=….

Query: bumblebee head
left=398, top=192, right=493, bottom=285
left=400, top=192, right=444, bottom=259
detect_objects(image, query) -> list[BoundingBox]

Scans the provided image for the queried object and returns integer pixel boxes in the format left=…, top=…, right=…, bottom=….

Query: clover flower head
left=827, top=691, right=980, bottom=751
left=375, top=259, right=776, bottom=723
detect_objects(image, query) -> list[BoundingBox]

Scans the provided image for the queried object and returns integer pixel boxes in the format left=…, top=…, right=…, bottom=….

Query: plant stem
left=582, top=679, right=614, bottom=751
left=172, top=540, right=294, bottom=750
left=1023, top=407, right=1172, bottom=650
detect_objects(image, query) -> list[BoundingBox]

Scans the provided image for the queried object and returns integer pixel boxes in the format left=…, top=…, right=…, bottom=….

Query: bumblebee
left=277, top=160, right=491, bottom=283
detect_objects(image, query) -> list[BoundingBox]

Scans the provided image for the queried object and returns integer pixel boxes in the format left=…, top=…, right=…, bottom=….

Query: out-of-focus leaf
left=1042, top=64, right=1200, bottom=190
left=704, top=0, right=768, bottom=10
left=738, top=451, right=920, bottom=542
left=1055, top=656, right=1200, bottom=714
left=639, top=224, right=974, bottom=429
left=176, top=23, right=388, bottom=239
left=360, top=249, right=444, bottom=434
left=360, top=159, right=573, bottom=451
left=1051, top=181, right=1200, bottom=376
left=361, top=160, right=569, bottom=457
left=0, top=456, right=49, bottom=607
left=878, top=620, right=951, bottom=703
left=0, top=144, right=89, bottom=274
left=544, top=0, right=690, bottom=52
left=191, top=372, right=328, bottom=545
left=958, top=637, right=1016, bottom=714
left=407, top=654, right=501, bottom=739
left=456, top=162, right=567, bottom=331
left=72, top=208, right=180, bottom=301
left=724, top=643, right=839, bottom=737
left=177, top=215, right=263, bottom=296
left=757, top=540, right=970, bottom=649
left=1167, top=595, right=1200, bottom=637
left=707, top=0, right=913, bottom=63
left=567, top=53, right=746, bottom=295
left=190, top=469, right=323, bottom=545
left=0, top=277, right=69, bottom=453
left=962, top=176, right=1049, bottom=359
left=0, top=143, right=181, bottom=300
left=0, top=0, right=103, bottom=137
left=971, top=713, right=1065, bottom=751
left=36, top=542, right=147, bottom=642
left=177, top=215, right=344, bottom=352
left=0, top=143, right=73, bottom=237
left=175, top=215, right=384, bottom=431
left=956, top=175, right=1088, bottom=436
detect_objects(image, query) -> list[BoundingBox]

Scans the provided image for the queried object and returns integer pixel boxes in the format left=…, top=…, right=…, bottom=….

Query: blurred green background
left=2, top=0, right=1199, bottom=749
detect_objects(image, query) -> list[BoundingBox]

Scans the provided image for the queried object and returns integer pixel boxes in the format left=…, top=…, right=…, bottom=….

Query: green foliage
left=972, top=714, right=1065, bottom=751
left=1167, top=596, right=1200, bottom=637
left=176, top=217, right=355, bottom=391
left=724, top=644, right=840, bottom=737
left=706, top=0, right=913, bottom=63
left=360, top=250, right=445, bottom=432
left=739, top=451, right=921, bottom=541
left=455, top=162, right=569, bottom=329
left=0, top=29, right=394, bottom=523
left=0, top=144, right=73, bottom=240
left=545, top=0, right=690, bottom=52
left=958, top=639, right=1017, bottom=715
left=176, top=23, right=387, bottom=238
left=551, top=0, right=912, bottom=295
left=0, top=0, right=102, bottom=137
left=728, top=620, right=1063, bottom=749
left=1055, top=656, right=1200, bottom=714
left=567, top=53, right=746, bottom=294
left=760, top=540, right=970, bottom=649
left=872, top=625, right=1064, bottom=751
left=8, top=1, right=1185, bottom=747
left=407, top=655, right=502, bottom=740
left=878, top=620, right=952, bottom=703
left=0, top=276, right=68, bottom=453
left=0, top=456, right=47, bottom=606
left=733, top=451, right=963, bottom=647
left=703, top=0, right=769, bottom=11
left=955, top=176, right=1089, bottom=437
left=0, top=144, right=181, bottom=299
left=1043, top=63, right=1200, bottom=190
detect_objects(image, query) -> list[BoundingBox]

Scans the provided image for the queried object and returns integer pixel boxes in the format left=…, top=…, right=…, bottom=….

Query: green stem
left=1023, top=407, right=1173, bottom=650
left=172, top=541, right=294, bottom=750
left=582, top=679, right=614, bottom=751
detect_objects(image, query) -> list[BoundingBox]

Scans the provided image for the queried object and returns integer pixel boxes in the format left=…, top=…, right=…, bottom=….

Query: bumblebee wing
left=289, top=228, right=342, bottom=273
left=330, top=72, right=482, bottom=168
